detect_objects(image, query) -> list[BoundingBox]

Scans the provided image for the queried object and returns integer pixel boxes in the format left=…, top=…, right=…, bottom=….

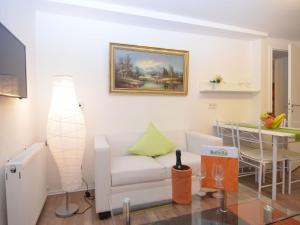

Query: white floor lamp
left=47, top=75, right=86, bottom=217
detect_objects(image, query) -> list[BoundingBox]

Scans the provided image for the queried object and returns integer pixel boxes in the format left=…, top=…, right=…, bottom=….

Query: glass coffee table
left=109, top=189, right=300, bottom=225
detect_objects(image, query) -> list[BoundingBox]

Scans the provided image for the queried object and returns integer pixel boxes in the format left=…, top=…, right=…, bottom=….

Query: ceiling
left=92, top=0, right=300, bottom=41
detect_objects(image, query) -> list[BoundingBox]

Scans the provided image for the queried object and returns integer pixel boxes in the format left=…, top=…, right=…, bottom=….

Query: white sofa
left=94, top=130, right=222, bottom=219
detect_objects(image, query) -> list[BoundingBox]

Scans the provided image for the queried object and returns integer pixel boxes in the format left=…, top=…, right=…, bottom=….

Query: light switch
left=208, top=103, right=217, bottom=109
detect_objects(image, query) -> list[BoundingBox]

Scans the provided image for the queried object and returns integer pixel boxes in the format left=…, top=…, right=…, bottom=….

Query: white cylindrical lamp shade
left=47, top=75, right=86, bottom=192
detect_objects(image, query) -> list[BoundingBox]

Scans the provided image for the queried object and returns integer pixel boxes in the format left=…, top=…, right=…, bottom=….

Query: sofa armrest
left=94, top=135, right=111, bottom=213
left=186, top=131, right=223, bottom=154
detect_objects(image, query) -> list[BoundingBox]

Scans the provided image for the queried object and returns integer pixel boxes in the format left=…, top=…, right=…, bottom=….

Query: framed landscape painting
left=110, top=43, right=189, bottom=95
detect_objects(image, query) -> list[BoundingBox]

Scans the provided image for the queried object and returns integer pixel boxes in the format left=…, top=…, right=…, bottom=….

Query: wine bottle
left=175, top=150, right=182, bottom=170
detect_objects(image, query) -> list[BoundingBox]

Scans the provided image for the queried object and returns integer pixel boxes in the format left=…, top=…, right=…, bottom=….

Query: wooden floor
left=37, top=172, right=300, bottom=225
left=239, top=169, right=300, bottom=212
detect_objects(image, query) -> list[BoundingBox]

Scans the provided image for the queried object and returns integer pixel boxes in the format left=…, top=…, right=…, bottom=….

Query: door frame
left=267, top=45, right=290, bottom=114
left=288, top=44, right=292, bottom=124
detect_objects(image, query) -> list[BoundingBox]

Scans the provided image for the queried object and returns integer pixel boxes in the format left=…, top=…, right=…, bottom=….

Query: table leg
left=272, top=136, right=278, bottom=200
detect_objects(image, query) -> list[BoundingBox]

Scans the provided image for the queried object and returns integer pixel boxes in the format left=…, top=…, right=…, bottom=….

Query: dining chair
left=280, top=120, right=300, bottom=194
left=216, top=120, right=236, bottom=147
left=235, top=122, right=286, bottom=198
left=215, top=121, right=256, bottom=178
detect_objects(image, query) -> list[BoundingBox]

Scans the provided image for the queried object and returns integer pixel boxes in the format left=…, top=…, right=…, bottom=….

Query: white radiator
left=5, top=143, right=47, bottom=225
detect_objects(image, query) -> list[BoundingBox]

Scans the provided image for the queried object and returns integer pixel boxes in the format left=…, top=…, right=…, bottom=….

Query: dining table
left=214, top=122, right=299, bottom=200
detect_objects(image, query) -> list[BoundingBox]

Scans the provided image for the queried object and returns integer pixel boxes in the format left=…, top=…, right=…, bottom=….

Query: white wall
left=0, top=1, right=36, bottom=225
left=35, top=11, right=262, bottom=190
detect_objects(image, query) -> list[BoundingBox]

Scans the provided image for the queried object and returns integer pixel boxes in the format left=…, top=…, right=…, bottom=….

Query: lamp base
left=56, top=203, right=79, bottom=218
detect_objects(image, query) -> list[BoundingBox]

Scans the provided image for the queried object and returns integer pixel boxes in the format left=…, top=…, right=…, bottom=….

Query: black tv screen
left=0, top=23, right=27, bottom=98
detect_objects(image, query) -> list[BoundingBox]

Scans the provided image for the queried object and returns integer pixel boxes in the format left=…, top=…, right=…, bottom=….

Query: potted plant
left=209, top=75, right=223, bottom=89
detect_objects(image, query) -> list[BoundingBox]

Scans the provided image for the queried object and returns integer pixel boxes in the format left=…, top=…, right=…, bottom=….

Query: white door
left=288, top=44, right=300, bottom=127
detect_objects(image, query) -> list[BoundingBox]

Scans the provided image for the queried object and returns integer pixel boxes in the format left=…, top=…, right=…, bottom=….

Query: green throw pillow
left=129, top=123, right=176, bottom=157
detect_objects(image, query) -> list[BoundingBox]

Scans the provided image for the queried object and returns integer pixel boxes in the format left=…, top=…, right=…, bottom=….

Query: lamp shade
left=47, top=75, right=86, bottom=192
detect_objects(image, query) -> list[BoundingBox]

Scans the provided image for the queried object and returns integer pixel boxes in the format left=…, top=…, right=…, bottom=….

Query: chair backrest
left=236, top=122, right=264, bottom=161
left=282, top=119, right=288, bottom=128
left=215, top=121, right=237, bottom=147
left=284, top=120, right=300, bottom=129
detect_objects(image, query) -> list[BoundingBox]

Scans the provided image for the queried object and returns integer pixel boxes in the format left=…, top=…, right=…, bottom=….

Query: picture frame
left=109, top=43, right=189, bottom=95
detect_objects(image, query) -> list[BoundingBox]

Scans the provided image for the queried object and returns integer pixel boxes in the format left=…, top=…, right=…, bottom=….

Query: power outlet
left=208, top=103, right=217, bottom=109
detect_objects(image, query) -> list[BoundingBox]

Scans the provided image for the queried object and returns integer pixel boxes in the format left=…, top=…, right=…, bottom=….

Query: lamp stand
left=56, top=192, right=79, bottom=218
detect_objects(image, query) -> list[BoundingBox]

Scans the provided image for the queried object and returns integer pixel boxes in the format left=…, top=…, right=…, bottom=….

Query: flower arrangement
left=210, top=75, right=223, bottom=84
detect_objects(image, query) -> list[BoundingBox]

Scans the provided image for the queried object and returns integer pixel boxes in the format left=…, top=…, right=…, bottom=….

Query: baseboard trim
left=47, top=185, right=95, bottom=196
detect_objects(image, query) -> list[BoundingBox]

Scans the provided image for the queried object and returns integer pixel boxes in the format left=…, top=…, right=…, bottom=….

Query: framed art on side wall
left=110, top=43, right=189, bottom=95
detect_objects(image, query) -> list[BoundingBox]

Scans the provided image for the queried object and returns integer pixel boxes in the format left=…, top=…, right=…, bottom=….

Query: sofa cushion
left=107, top=133, right=142, bottom=157
left=111, top=156, right=166, bottom=186
left=106, top=130, right=187, bottom=157
left=164, top=131, right=187, bottom=152
left=155, top=151, right=200, bottom=178
left=129, top=123, right=176, bottom=157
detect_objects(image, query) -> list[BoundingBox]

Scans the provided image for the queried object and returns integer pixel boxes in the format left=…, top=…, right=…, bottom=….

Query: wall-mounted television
left=0, top=22, right=27, bottom=98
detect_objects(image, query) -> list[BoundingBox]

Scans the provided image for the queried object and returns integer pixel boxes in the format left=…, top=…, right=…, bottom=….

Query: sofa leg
left=98, top=211, right=111, bottom=220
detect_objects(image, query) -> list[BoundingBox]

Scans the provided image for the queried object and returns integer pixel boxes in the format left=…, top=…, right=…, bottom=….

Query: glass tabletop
left=109, top=192, right=300, bottom=225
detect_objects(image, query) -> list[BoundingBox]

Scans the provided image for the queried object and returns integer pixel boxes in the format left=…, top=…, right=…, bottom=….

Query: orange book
left=200, top=146, right=239, bottom=192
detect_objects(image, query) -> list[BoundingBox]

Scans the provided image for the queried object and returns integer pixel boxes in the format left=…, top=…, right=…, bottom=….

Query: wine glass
left=212, top=164, right=224, bottom=189
left=196, top=163, right=207, bottom=196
